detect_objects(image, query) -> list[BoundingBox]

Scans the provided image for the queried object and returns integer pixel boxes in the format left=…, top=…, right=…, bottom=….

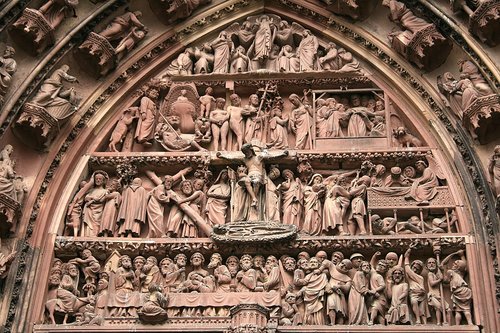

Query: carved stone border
left=4, top=0, right=499, bottom=330
left=53, top=235, right=465, bottom=258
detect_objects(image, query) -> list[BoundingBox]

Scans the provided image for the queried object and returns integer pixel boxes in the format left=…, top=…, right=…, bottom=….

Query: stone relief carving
left=78, top=11, right=148, bottom=76
left=10, top=0, right=79, bottom=54
left=319, top=0, right=379, bottom=21
left=382, top=0, right=452, bottom=71
left=4, top=1, right=492, bottom=330
left=449, top=0, right=500, bottom=46
left=0, top=145, right=27, bottom=238
left=13, top=65, right=80, bottom=149
left=61, top=151, right=456, bottom=240
left=165, top=14, right=364, bottom=76
left=103, top=82, right=422, bottom=153
left=149, top=0, right=212, bottom=24
left=0, top=46, right=16, bottom=106
left=44, top=247, right=473, bottom=327
left=437, top=59, right=499, bottom=144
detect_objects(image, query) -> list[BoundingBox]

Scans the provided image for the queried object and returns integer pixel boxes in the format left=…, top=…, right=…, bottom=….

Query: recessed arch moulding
left=7, top=4, right=498, bottom=333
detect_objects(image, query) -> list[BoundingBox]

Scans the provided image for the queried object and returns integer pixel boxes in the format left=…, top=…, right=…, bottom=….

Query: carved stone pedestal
left=462, top=94, right=500, bottom=144
left=322, top=0, right=379, bottom=20
left=468, top=1, right=500, bottom=47
left=391, top=25, right=452, bottom=71
left=13, top=103, right=60, bottom=149
left=77, top=32, right=117, bottom=77
left=0, top=194, right=20, bottom=237
left=10, top=8, right=55, bottom=55
left=227, top=304, right=270, bottom=333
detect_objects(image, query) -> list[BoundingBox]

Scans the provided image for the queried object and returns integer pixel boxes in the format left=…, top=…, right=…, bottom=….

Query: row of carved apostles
left=46, top=247, right=473, bottom=326
left=64, top=154, right=451, bottom=239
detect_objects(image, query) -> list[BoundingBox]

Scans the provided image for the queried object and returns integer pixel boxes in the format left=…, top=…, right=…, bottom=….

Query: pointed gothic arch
left=0, top=1, right=498, bottom=332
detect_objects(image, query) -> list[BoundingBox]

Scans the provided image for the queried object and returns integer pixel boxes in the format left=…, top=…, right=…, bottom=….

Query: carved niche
left=148, top=0, right=212, bottom=24
left=450, top=0, right=500, bottom=46
left=382, top=0, right=452, bottom=71
left=319, top=0, right=379, bottom=20
left=437, top=59, right=500, bottom=143
left=77, top=11, right=148, bottom=76
left=36, top=13, right=477, bottom=333
left=10, top=1, right=79, bottom=55
left=13, top=65, right=80, bottom=149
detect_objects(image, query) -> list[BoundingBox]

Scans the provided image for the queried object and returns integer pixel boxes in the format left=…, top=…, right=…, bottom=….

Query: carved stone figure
left=206, top=169, right=231, bottom=225
left=217, top=143, right=287, bottom=219
left=156, top=116, right=207, bottom=152
left=323, top=258, right=352, bottom=325
left=297, top=30, right=318, bottom=71
left=78, top=11, right=147, bottom=76
left=11, top=0, right=78, bottom=54
left=267, top=106, right=289, bottom=149
left=348, top=261, right=370, bottom=325
left=489, top=145, right=500, bottom=197
left=242, top=94, right=262, bottom=144
left=146, top=167, right=192, bottom=238
left=15, top=65, right=79, bottom=148
left=236, top=254, right=257, bottom=292
left=279, top=169, right=303, bottom=230
left=323, top=174, right=350, bottom=235
left=108, top=255, right=140, bottom=317
left=199, top=87, right=215, bottom=118
left=404, top=248, right=429, bottom=324
left=368, top=252, right=388, bottom=325
left=69, top=249, right=101, bottom=289
left=302, top=174, right=325, bottom=235
left=382, top=0, right=451, bottom=71
left=0, top=250, right=16, bottom=279
left=117, top=178, right=148, bottom=237
left=0, top=46, right=16, bottom=105
left=299, top=257, right=328, bottom=325
left=211, top=31, right=233, bottom=74
left=164, top=0, right=212, bottom=22
left=81, top=171, right=109, bottom=237
left=392, top=126, right=422, bottom=147
left=449, top=0, right=500, bottom=46
left=386, top=266, right=410, bottom=324
left=210, top=98, right=230, bottom=151
left=440, top=250, right=473, bottom=325
left=250, top=15, right=276, bottom=63
left=31, top=65, right=79, bottom=119
left=138, top=284, right=168, bottom=323
left=228, top=94, right=244, bottom=151
left=207, top=253, right=231, bottom=292
left=108, top=107, right=138, bottom=152
left=426, top=257, right=449, bottom=325
left=405, top=160, right=439, bottom=205
left=135, top=89, right=158, bottom=146
left=98, top=179, right=121, bottom=237
left=289, top=93, right=313, bottom=149
left=347, top=175, right=370, bottom=235
left=278, top=45, right=299, bottom=72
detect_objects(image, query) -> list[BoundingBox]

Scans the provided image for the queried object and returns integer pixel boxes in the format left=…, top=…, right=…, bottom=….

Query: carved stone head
left=331, top=251, right=344, bottom=265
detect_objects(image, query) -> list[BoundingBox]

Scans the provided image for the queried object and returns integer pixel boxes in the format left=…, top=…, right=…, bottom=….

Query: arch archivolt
left=1, top=1, right=497, bottom=332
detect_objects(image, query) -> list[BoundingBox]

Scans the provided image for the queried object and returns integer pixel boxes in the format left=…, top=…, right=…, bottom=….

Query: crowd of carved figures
left=46, top=248, right=473, bottom=326
left=166, top=15, right=362, bottom=76
left=107, top=84, right=420, bottom=154
left=65, top=151, right=454, bottom=239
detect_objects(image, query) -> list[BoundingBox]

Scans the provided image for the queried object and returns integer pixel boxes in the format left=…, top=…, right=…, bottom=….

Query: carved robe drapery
left=117, top=184, right=148, bottom=236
